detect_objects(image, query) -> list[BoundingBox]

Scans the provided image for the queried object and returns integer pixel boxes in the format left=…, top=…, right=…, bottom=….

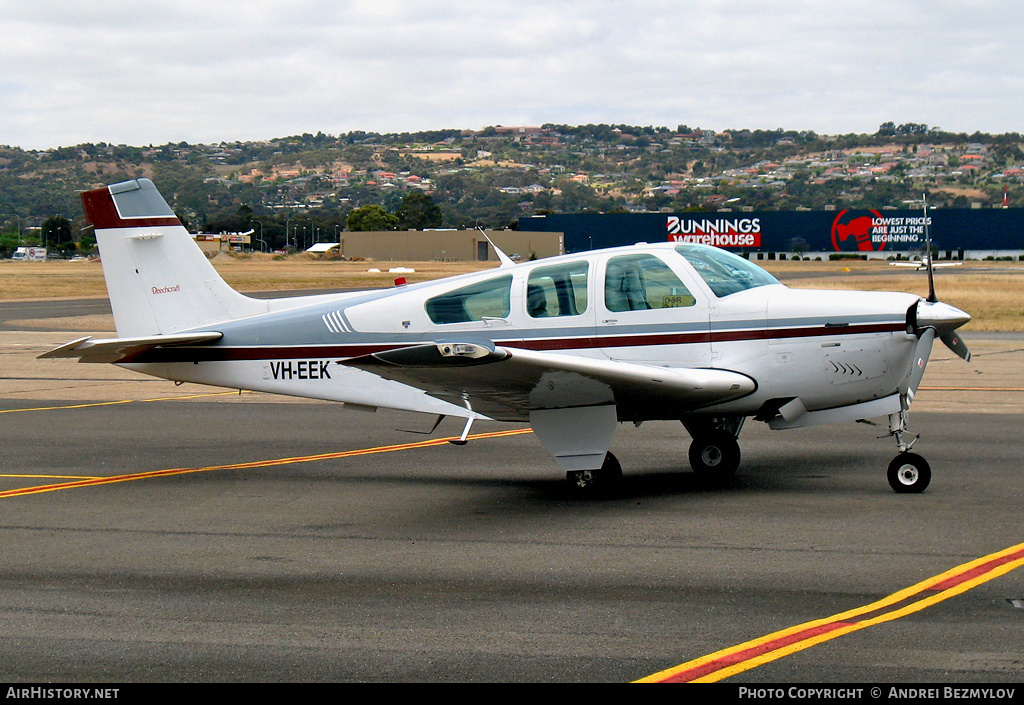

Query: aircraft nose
left=915, top=299, right=971, bottom=336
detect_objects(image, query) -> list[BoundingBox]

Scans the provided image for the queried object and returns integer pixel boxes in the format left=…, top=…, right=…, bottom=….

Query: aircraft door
left=597, top=252, right=713, bottom=367
left=511, top=260, right=599, bottom=357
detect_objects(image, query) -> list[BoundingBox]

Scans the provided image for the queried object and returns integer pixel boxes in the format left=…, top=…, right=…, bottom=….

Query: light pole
left=252, top=219, right=266, bottom=252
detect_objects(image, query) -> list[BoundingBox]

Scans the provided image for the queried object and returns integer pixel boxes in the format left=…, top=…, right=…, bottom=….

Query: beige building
left=313, top=229, right=563, bottom=262
left=193, top=232, right=251, bottom=255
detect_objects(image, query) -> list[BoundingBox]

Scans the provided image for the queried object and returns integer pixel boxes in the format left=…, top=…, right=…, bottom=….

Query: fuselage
left=120, top=242, right=922, bottom=423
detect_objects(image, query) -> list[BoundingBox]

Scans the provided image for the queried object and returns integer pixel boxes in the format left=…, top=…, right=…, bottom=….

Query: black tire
left=566, top=452, right=622, bottom=494
left=887, top=452, right=931, bottom=493
left=688, top=432, right=741, bottom=478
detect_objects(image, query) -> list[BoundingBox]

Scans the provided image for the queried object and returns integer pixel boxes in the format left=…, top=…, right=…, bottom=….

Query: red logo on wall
left=831, top=210, right=888, bottom=252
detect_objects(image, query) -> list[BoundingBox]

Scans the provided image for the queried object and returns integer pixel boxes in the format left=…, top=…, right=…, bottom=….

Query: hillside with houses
left=1, top=123, right=1022, bottom=254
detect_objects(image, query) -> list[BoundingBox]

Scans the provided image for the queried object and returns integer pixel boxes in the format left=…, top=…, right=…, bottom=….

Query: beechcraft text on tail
left=42, top=179, right=973, bottom=493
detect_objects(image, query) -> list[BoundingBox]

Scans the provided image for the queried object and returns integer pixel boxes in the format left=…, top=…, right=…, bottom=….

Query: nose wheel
left=887, top=452, right=931, bottom=493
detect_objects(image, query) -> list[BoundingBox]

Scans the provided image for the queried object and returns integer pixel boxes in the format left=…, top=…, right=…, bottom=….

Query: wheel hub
left=701, top=446, right=723, bottom=467
left=897, top=464, right=919, bottom=485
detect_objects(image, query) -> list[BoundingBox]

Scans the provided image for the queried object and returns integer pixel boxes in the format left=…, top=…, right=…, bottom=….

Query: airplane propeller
left=939, top=329, right=972, bottom=362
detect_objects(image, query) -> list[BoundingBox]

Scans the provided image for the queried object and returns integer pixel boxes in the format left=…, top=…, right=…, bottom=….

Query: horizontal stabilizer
left=39, top=331, right=222, bottom=364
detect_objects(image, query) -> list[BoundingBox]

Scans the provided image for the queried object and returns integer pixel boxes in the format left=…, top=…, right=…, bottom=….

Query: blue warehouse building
left=519, top=208, right=1024, bottom=260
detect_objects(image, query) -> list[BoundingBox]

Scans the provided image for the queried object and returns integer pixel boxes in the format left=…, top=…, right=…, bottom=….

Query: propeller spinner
left=913, top=299, right=972, bottom=361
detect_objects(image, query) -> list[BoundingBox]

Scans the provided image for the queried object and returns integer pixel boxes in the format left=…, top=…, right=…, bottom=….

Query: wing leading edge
left=343, top=342, right=756, bottom=422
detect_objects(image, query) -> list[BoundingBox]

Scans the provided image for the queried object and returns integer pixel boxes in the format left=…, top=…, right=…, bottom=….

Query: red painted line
left=639, top=540, right=1024, bottom=683
left=926, top=546, right=1024, bottom=592
left=659, top=621, right=855, bottom=683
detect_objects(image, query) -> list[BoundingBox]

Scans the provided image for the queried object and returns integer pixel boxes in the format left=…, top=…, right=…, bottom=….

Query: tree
left=395, top=191, right=442, bottom=230
left=41, top=215, right=73, bottom=250
left=346, top=204, right=399, bottom=231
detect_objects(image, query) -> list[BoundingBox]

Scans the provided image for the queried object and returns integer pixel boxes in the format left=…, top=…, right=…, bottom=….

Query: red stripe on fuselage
left=121, top=321, right=906, bottom=364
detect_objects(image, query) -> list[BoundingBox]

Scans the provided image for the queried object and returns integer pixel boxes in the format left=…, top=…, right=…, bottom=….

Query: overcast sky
left=2, top=1, right=1021, bottom=150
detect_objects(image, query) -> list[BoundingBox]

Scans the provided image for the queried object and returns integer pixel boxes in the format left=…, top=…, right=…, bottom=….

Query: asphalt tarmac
left=1, top=311, right=1022, bottom=683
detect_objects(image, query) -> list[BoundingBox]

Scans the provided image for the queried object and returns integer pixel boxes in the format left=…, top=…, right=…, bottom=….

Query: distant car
left=70, top=254, right=88, bottom=262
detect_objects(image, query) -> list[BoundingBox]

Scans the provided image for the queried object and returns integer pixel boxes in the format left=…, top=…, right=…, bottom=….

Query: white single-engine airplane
left=889, top=256, right=962, bottom=270
left=44, top=179, right=973, bottom=493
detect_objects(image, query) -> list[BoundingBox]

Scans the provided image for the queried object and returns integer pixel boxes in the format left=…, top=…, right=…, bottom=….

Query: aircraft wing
left=342, top=342, right=756, bottom=422
left=39, top=331, right=223, bottom=364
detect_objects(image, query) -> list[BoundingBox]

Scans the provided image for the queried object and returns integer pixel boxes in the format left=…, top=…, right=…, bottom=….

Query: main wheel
left=887, top=452, right=931, bottom=493
left=688, top=432, right=741, bottom=479
left=566, top=452, right=622, bottom=494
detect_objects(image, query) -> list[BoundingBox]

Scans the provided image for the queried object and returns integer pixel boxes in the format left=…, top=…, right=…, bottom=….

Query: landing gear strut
left=566, top=452, right=622, bottom=494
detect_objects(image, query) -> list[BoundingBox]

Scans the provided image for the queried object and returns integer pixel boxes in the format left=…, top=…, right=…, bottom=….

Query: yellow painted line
left=637, top=540, right=1024, bottom=683
left=920, top=386, right=1024, bottom=392
left=0, top=474, right=99, bottom=480
left=0, top=390, right=248, bottom=414
left=0, top=428, right=533, bottom=499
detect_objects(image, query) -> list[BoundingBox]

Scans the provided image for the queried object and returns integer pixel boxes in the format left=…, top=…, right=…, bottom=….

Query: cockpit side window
left=604, top=254, right=695, bottom=312
left=526, top=261, right=589, bottom=318
left=674, top=244, right=779, bottom=297
left=425, top=274, right=512, bottom=324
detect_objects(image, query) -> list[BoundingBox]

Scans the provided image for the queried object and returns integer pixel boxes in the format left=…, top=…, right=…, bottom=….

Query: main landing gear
left=683, top=418, right=744, bottom=483
left=884, top=410, right=931, bottom=493
left=566, top=452, right=622, bottom=494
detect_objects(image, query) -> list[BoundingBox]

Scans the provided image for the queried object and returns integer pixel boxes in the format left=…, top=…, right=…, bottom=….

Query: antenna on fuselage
left=921, top=194, right=937, bottom=303
left=477, top=226, right=515, bottom=268
left=905, top=195, right=937, bottom=303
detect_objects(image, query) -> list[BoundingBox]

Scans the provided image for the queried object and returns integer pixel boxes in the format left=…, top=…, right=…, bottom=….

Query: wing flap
left=39, top=331, right=222, bottom=363
left=344, top=342, right=756, bottom=422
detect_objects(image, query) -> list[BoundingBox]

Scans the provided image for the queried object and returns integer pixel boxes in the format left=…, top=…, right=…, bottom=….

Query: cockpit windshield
left=674, top=244, right=780, bottom=297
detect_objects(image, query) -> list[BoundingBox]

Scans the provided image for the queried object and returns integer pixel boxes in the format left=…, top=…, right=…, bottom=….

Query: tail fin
left=82, top=179, right=269, bottom=337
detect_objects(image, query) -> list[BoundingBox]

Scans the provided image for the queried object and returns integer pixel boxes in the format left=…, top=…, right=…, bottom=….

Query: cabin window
left=526, top=262, right=589, bottom=318
left=425, top=275, right=513, bottom=324
left=604, top=254, right=695, bottom=312
left=674, top=244, right=779, bottom=297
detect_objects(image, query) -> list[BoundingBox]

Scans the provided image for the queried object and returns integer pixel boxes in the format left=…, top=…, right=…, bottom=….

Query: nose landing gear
left=885, top=410, right=931, bottom=493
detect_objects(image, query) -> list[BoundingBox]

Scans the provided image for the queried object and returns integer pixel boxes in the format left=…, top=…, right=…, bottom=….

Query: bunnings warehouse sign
left=666, top=215, right=761, bottom=248
left=520, top=209, right=1024, bottom=254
